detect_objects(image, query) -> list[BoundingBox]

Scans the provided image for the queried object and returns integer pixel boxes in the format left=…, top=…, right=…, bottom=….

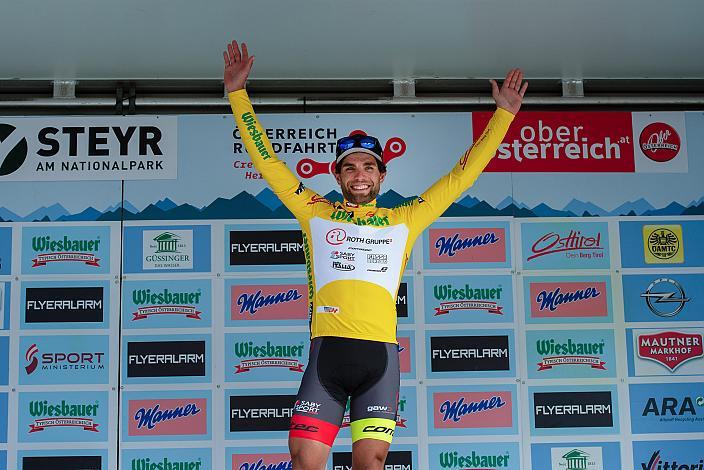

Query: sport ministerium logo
left=0, top=123, right=29, bottom=176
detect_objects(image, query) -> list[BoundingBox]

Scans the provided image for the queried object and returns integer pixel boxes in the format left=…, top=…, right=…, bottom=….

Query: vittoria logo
left=637, top=331, right=703, bottom=371
left=131, top=287, right=203, bottom=321
left=127, top=341, right=206, bottom=378
left=528, top=230, right=604, bottom=261
left=230, top=230, right=305, bottom=265
left=432, top=283, right=504, bottom=316
left=438, top=450, right=511, bottom=469
left=229, top=394, right=295, bottom=432
left=535, top=338, right=607, bottom=371
left=550, top=447, right=603, bottom=470
left=25, top=287, right=104, bottom=323
left=533, top=391, right=613, bottom=429
left=28, top=399, right=100, bottom=433
left=643, top=225, right=684, bottom=264
left=641, top=278, right=690, bottom=318
left=640, top=122, right=681, bottom=162
left=233, top=341, right=305, bottom=373
left=131, top=457, right=202, bottom=470
left=31, top=235, right=101, bottom=267
left=640, top=450, right=704, bottom=470
left=23, top=456, right=102, bottom=470
left=143, top=230, right=193, bottom=270
left=232, top=453, right=291, bottom=470
left=529, top=281, right=608, bottom=319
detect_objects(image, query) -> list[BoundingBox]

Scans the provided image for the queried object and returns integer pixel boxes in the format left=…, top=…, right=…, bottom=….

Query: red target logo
left=639, top=122, right=680, bottom=162
left=325, top=228, right=346, bottom=245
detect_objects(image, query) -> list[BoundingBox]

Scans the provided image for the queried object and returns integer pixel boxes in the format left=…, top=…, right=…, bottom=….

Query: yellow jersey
left=229, top=89, right=514, bottom=344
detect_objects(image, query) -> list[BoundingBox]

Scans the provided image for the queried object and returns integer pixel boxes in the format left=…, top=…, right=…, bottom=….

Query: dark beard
left=341, top=185, right=380, bottom=205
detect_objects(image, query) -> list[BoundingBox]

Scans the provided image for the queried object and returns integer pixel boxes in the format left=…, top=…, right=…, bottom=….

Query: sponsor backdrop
left=0, top=109, right=702, bottom=469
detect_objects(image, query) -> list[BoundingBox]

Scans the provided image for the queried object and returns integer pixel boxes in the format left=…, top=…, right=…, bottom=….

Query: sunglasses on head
left=335, top=134, right=383, bottom=159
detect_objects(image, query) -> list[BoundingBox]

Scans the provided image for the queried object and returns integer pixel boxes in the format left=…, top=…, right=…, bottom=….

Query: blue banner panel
left=121, top=389, right=212, bottom=442
left=632, top=439, right=704, bottom=470
left=21, top=225, right=111, bottom=275
left=0, top=393, right=7, bottom=443
left=17, top=391, right=109, bottom=443
left=20, top=280, right=110, bottom=330
left=526, top=329, right=617, bottom=379
left=620, top=220, right=704, bottom=268
left=520, top=221, right=610, bottom=270
left=122, top=334, right=211, bottom=384
left=224, top=332, right=309, bottom=383
left=425, top=329, right=516, bottom=379
left=121, top=448, right=211, bottom=470
left=18, top=335, right=109, bottom=385
left=422, top=221, right=512, bottom=270
left=423, top=274, right=514, bottom=324
left=429, top=442, right=521, bottom=470
left=122, top=279, right=212, bottom=329
left=623, top=273, right=703, bottom=323
left=0, top=227, right=11, bottom=275
left=123, top=224, right=211, bottom=273
left=0, top=281, right=9, bottom=330
left=531, top=441, right=621, bottom=470
left=0, top=337, right=8, bottom=385
left=529, top=385, right=620, bottom=436
left=630, top=382, right=704, bottom=434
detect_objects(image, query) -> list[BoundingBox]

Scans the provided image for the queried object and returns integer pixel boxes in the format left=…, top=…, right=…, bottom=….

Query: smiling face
left=334, top=152, right=386, bottom=205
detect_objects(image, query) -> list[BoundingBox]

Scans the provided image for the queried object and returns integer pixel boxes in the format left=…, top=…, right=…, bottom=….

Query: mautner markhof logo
left=433, top=283, right=504, bottom=316
left=536, top=338, right=607, bottom=371
left=131, top=287, right=203, bottom=320
left=28, top=399, right=100, bottom=433
left=131, top=457, right=202, bottom=470
left=233, top=340, right=305, bottom=373
left=31, top=235, right=101, bottom=267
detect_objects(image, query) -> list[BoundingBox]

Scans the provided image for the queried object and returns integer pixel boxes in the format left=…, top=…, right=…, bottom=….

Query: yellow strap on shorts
left=350, top=417, right=396, bottom=443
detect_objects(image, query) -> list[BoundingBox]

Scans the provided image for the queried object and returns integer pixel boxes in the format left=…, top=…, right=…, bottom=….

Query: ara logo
left=0, top=123, right=29, bottom=176
left=643, top=395, right=704, bottom=417
left=641, top=278, right=690, bottom=318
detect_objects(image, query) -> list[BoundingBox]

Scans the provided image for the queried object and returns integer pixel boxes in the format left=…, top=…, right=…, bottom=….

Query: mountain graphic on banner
left=0, top=192, right=702, bottom=221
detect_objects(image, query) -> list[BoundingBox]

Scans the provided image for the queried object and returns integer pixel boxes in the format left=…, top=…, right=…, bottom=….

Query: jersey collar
left=343, top=199, right=378, bottom=209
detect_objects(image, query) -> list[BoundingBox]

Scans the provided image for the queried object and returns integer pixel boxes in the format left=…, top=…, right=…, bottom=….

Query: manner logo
left=529, top=281, right=608, bottom=319
left=232, top=453, right=291, bottom=470
left=128, top=398, right=207, bottom=436
left=232, top=284, right=307, bottom=320
left=429, top=228, right=506, bottom=264
left=433, top=391, right=513, bottom=429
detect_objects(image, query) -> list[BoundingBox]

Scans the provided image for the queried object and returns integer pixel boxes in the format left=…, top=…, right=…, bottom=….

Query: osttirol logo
left=131, top=457, right=202, bottom=470
left=28, top=399, right=100, bottom=433
left=536, top=338, right=607, bottom=370
left=438, top=450, right=511, bottom=468
left=131, top=287, right=203, bottom=320
left=433, top=282, right=504, bottom=316
left=233, top=340, right=305, bottom=373
left=0, top=123, right=29, bottom=176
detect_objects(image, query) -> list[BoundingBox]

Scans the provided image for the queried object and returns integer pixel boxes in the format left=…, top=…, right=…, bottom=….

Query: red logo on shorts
left=639, top=123, right=680, bottom=162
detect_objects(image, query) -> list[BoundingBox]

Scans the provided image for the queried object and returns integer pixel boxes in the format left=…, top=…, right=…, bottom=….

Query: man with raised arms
left=223, top=40, right=527, bottom=470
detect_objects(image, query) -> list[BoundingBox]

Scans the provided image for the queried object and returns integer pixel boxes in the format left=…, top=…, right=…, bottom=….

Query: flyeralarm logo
left=640, top=123, right=681, bottom=162
left=430, top=335, right=510, bottom=372
left=127, top=340, right=206, bottom=378
left=229, top=394, right=295, bottom=432
left=333, top=450, right=412, bottom=470
left=637, top=331, right=703, bottom=371
left=25, top=286, right=104, bottom=323
left=533, top=391, right=613, bottom=429
left=22, top=456, right=102, bottom=470
left=230, top=230, right=305, bottom=266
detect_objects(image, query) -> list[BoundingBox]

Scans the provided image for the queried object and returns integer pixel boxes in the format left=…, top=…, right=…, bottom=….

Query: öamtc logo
left=643, top=225, right=684, bottom=264
left=0, top=123, right=29, bottom=176
left=640, top=122, right=681, bottom=162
